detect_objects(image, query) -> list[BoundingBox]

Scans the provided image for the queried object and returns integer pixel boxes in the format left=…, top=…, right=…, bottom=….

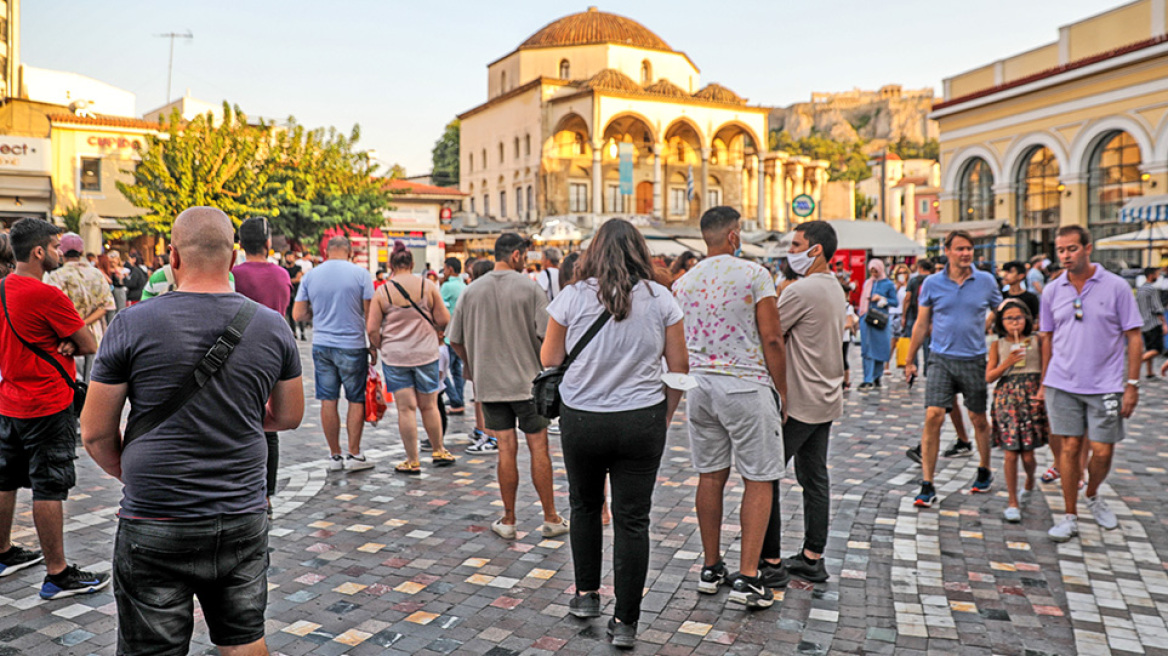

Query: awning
left=773, top=220, right=925, bottom=257
left=1119, top=194, right=1168, bottom=223
left=1095, top=224, right=1168, bottom=250
left=925, top=219, right=1012, bottom=240
left=675, top=237, right=766, bottom=259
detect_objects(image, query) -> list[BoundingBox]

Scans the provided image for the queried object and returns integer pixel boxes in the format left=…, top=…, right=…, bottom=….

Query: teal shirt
left=441, top=278, right=466, bottom=314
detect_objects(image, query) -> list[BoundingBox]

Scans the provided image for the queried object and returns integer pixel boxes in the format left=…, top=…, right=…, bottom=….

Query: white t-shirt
left=537, top=267, right=562, bottom=301
left=546, top=278, right=682, bottom=412
left=673, top=254, right=778, bottom=386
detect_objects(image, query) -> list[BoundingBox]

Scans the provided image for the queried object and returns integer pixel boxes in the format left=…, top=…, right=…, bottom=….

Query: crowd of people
left=0, top=205, right=1162, bottom=652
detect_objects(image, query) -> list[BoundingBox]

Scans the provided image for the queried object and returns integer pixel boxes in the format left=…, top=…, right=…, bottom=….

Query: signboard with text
left=792, top=194, right=815, bottom=218
left=0, top=137, right=51, bottom=175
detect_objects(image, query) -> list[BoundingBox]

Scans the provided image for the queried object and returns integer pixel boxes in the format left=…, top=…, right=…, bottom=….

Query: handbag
left=531, top=309, right=612, bottom=419
left=1, top=279, right=87, bottom=417
left=365, top=366, right=389, bottom=426
left=864, top=303, right=889, bottom=330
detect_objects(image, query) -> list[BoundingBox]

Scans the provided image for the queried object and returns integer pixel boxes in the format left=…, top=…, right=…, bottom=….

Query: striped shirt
left=1137, top=282, right=1165, bottom=331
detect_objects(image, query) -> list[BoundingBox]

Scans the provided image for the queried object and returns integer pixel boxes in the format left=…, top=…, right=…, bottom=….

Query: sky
left=24, top=0, right=1126, bottom=175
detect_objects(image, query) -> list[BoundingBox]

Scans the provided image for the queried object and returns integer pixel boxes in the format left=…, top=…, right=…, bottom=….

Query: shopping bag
left=896, top=337, right=911, bottom=368
left=365, top=367, right=389, bottom=425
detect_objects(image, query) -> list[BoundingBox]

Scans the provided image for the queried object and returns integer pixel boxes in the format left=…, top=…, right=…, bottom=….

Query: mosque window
left=525, top=134, right=531, bottom=156
left=499, top=142, right=504, bottom=163
left=501, top=71, right=507, bottom=91
left=569, top=183, right=588, bottom=212
left=560, top=59, right=570, bottom=79
left=641, top=60, right=652, bottom=85
left=500, top=191, right=507, bottom=217
left=468, top=153, right=473, bottom=173
left=514, top=137, right=520, bottom=159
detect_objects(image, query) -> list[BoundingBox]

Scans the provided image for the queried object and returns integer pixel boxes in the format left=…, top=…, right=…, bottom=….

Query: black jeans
left=560, top=400, right=667, bottom=624
left=265, top=432, right=278, bottom=497
left=762, top=418, right=832, bottom=558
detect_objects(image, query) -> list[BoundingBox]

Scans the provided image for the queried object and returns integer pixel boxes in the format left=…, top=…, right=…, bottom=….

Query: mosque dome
left=693, top=83, right=746, bottom=105
left=582, top=68, right=643, bottom=93
left=643, top=79, right=689, bottom=98
left=520, top=7, right=673, bottom=52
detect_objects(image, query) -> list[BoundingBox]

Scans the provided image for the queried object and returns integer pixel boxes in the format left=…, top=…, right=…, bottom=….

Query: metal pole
left=879, top=151, right=886, bottom=224
left=166, top=36, right=175, bottom=104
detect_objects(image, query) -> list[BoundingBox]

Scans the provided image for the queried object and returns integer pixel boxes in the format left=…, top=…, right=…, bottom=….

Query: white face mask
left=786, top=246, right=819, bottom=276
left=897, top=274, right=907, bottom=283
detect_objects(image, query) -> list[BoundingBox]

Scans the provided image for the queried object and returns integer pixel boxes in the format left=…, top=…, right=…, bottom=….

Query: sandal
left=432, top=450, right=457, bottom=467
left=394, top=460, right=421, bottom=475
left=1040, top=467, right=1059, bottom=484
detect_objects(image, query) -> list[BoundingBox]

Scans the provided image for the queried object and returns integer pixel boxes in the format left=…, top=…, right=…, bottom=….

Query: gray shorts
left=1044, top=386, right=1125, bottom=444
left=925, top=354, right=988, bottom=414
left=686, top=374, right=783, bottom=481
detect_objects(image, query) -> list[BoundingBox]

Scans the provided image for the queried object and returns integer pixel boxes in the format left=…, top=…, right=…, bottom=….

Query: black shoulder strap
left=0, top=278, right=79, bottom=391
left=122, top=299, right=259, bottom=446
left=389, top=279, right=437, bottom=328
left=561, top=309, right=612, bottom=369
left=545, top=269, right=556, bottom=300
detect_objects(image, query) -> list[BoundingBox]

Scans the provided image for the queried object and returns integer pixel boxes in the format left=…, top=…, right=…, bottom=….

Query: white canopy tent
left=767, top=220, right=925, bottom=258
left=675, top=237, right=767, bottom=259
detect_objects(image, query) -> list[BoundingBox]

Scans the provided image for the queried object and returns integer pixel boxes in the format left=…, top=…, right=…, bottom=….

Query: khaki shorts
left=686, top=374, right=783, bottom=481
left=1044, top=386, right=1125, bottom=444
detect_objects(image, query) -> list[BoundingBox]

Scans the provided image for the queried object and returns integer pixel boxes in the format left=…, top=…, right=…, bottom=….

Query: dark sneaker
left=0, top=545, right=44, bottom=577
left=40, top=565, right=111, bottom=600
left=606, top=618, right=637, bottom=649
left=970, top=467, right=993, bottom=494
left=728, top=572, right=774, bottom=609
left=757, top=560, right=790, bottom=589
left=568, top=591, right=601, bottom=618
left=784, top=554, right=830, bottom=583
left=698, top=560, right=728, bottom=594
left=942, top=440, right=973, bottom=458
left=914, top=483, right=938, bottom=508
left=419, top=439, right=433, bottom=452
left=905, top=445, right=922, bottom=464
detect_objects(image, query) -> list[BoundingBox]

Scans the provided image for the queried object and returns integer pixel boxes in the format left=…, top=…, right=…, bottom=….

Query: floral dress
left=991, top=338, right=1049, bottom=451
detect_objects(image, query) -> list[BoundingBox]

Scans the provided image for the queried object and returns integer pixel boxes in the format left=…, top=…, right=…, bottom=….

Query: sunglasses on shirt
left=1073, top=297, right=1083, bottom=321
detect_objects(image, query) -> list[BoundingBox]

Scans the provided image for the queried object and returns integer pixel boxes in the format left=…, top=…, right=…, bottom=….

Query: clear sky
left=24, top=0, right=1125, bottom=175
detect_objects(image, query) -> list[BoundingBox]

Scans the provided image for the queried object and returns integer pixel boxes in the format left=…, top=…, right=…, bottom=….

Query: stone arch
left=942, top=145, right=1002, bottom=194
left=1068, top=115, right=1154, bottom=178
left=602, top=111, right=658, bottom=145
left=1002, top=132, right=1069, bottom=187
left=1150, top=111, right=1168, bottom=166
left=663, top=118, right=704, bottom=165
left=549, top=113, right=592, bottom=159
left=711, top=121, right=762, bottom=154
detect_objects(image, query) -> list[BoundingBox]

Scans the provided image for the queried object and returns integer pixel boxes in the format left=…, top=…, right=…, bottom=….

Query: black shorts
left=1143, top=325, right=1164, bottom=354
left=482, top=399, right=550, bottom=434
left=0, top=409, right=77, bottom=501
left=924, top=354, right=988, bottom=414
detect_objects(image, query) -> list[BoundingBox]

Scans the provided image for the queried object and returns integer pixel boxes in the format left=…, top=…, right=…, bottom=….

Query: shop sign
left=440, top=207, right=452, bottom=228
left=791, top=194, right=815, bottom=218
left=0, top=137, right=50, bottom=174
left=384, top=231, right=428, bottom=248
left=86, top=135, right=144, bottom=151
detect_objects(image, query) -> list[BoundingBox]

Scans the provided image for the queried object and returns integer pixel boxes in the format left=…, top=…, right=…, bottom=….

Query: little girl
left=986, top=299, right=1049, bottom=523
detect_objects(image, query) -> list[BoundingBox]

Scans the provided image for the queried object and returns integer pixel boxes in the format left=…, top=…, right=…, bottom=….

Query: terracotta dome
left=643, top=79, right=689, bottom=98
left=582, top=68, right=643, bottom=93
left=693, top=83, right=745, bottom=105
left=520, top=7, right=672, bottom=51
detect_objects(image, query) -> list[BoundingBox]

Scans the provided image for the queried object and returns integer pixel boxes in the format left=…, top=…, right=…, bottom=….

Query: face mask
left=786, top=246, right=819, bottom=276
left=897, top=274, right=907, bottom=283
left=731, top=232, right=742, bottom=258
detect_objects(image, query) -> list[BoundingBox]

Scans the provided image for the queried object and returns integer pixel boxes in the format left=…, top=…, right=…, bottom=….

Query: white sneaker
left=1003, top=506, right=1021, bottom=523
left=491, top=519, right=517, bottom=540
left=547, top=419, right=561, bottom=435
left=1048, top=514, right=1079, bottom=542
left=540, top=517, right=570, bottom=538
left=326, top=454, right=345, bottom=471
left=466, top=434, right=498, bottom=454
left=345, top=453, right=375, bottom=471
left=1086, top=495, right=1118, bottom=530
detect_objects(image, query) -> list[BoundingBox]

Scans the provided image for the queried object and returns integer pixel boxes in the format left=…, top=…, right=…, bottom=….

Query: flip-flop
left=394, top=460, right=421, bottom=475
left=1040, top=467, right=1059, bottom=484
left=432, top=450, right=457, bottom=467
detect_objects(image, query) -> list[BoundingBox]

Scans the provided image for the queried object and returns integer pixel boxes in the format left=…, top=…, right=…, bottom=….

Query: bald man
left=83, top=206, right=305, bottom=656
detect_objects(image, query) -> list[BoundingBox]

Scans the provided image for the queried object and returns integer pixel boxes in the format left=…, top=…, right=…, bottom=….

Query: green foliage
left=855, top=194, right=877, bottom=220
left=117, top=103, right=393, bottom=243
left=431, top=119, right=460, bottom=187
left=58, top=200, right=87, bottom=234
left=849, top=113, right=872, bottom=132
left=888, top=137, right=939, bottom=160
left=768, top=130, right=871, bottom=183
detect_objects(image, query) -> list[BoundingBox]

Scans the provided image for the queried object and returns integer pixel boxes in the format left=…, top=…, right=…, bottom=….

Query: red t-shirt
left=0, top=274, right=84, bottom=418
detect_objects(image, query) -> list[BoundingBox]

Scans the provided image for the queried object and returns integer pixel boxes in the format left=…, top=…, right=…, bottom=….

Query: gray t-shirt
left=547, top=278, right=682, bottom=412
left=92, top=292, right=301, bottom=519
left=448, top=269, right=547, bottom=402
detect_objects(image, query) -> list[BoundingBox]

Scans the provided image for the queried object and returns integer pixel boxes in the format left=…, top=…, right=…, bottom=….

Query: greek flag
left=686, top=165, right=694, bottom=201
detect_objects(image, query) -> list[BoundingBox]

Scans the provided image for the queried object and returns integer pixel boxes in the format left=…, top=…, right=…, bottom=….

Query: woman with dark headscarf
left=858, top=258, right=897, bottom=389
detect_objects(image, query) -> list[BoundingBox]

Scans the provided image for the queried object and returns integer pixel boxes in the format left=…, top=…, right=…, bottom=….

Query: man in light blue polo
left=904, top=230, right=1002, bottom=507
left=1040, top=226, right=1143, bottom=543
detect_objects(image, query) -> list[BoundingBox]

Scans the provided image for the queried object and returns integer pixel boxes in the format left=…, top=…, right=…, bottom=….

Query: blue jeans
left=446, top=350, right=465, bottom=408
left=311, top=345, right=368, bottom=402
left=114, top=513, right=268, bottom=654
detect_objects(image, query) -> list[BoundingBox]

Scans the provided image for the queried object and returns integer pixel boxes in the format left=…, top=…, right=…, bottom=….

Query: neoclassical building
left=458, top=8, right=833, bottom=231
left=932, top=0, right=1168, bottom=267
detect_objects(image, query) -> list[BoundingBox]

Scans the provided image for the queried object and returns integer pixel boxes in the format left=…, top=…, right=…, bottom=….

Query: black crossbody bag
left=121, top=299, right=259, bottom=446
left=531, top=310, right=611, bottom=419
left=0, top=279, right=87, bottom=417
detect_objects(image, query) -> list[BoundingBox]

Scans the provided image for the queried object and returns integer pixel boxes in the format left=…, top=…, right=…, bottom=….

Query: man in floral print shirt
left=45, top=233, right=113, bottom=383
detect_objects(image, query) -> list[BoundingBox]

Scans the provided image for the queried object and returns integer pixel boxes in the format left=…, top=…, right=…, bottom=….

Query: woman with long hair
left=858, top=258, right=898, bottom=389
left=670, top=250, right=699, bottom=281
left=541, top=218, right=687, bottom=649
left=367, top=241, right=455, bottom=474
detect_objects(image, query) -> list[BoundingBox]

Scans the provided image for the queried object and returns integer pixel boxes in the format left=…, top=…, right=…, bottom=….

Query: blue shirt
left=1026, top=267, right=1045, bottom=294
left=918, top=267, right=1002, bottom=359
left=295, top=259, right=374, bottom=349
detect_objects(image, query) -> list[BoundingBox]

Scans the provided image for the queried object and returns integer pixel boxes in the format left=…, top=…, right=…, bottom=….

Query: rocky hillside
left=768, top=85, right=938, bottom=151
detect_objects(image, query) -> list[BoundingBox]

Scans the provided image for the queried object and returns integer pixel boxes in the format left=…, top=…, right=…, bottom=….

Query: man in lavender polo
left=1040, top=225, right=1143, bottom=543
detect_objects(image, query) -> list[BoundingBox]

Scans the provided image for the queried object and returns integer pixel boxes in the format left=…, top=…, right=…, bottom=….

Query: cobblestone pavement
left=2, top=341, right=1168, bottom=655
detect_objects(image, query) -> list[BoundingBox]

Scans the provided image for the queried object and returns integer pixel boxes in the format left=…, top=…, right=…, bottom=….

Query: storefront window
left=1087, top=131, right=1142, bottom=262
left=957, top=158, right=993, bottom=222
left=1015, top=146, right=1060, bottom=260
left=81, top=158, right=101, bottom=192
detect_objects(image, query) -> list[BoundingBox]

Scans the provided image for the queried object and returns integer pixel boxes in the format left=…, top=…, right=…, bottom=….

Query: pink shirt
left=374, top=277, right=440, bottom=367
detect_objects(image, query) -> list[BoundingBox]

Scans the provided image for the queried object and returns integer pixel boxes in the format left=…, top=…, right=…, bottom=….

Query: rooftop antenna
left=155, top=30, right=193, bottom=104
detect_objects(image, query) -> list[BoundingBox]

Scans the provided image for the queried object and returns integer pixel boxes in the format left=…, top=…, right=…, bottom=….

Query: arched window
left=498, top=142, right=504, bottom=164
left=559, top=59, right=570, bottom=79
left=526, top=185, right=533, bottom=220
left=1087, top=130, right=1142, bottom=266
left=575, top=133, right=585, bottom=156
left=640, top=60, right=652, bottom=85
left=957, top=158, right=994, bottom=222
left=501, top=71, right=507, bottom=92
left=516, top=186, right=523, bottom=217
left=468, top=153, right=474, bottom=173
left=524, top=134, right=531, bottom=156
left=1014, top=146, right=1059, bottom=260
left=500, top=190, right=507, bottom=217
left=514, top=137, right=520, bottom=159
left=481, top=149, right=486, bottom=169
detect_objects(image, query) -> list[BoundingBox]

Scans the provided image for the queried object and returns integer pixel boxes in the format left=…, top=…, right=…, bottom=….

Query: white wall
left=21, top=65, right=136, bottom=117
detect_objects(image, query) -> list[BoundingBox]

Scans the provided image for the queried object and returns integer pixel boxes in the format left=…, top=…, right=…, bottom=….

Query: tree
left=855, top=194, right=877, bottom=220
left=768, top=130, right=871, bottom=183
left=431, top=119, right=460, bottom=187
left=888, top=137, right=939, bottom=161
left=58, top=200, right=87, bottom=234
left=117, top=104, right=275, bottom=236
